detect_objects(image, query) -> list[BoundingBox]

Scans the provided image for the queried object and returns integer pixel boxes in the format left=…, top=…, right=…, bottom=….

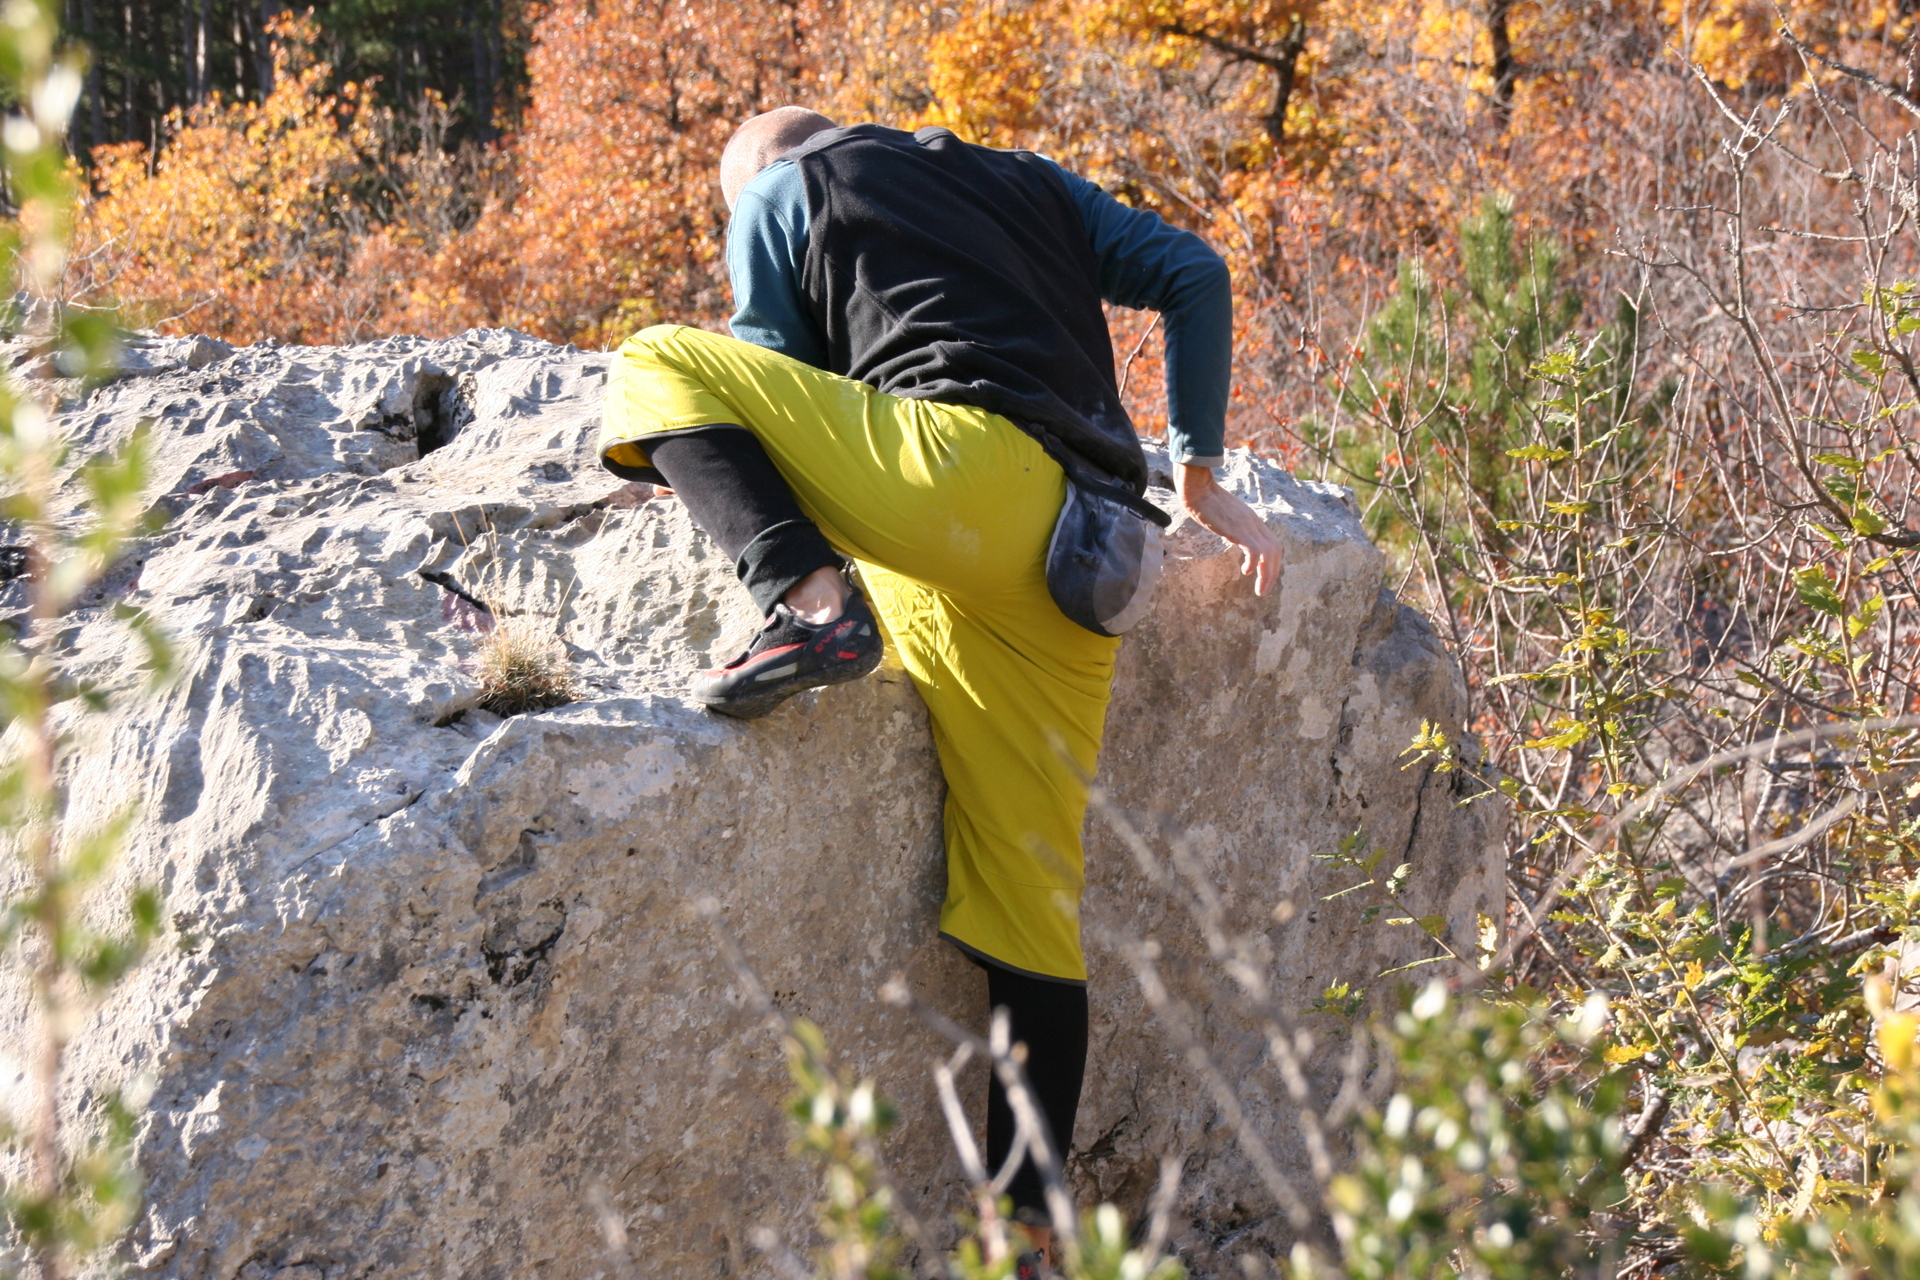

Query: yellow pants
left=601, top=325, right=1118, bottom=982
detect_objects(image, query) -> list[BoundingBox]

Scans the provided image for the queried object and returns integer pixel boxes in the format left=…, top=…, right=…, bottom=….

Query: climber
left=597, top=107, right=1279, bottom=1272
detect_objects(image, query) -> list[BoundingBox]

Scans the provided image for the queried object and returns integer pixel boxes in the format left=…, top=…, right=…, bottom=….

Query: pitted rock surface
left=0, top=330, right=1502, bottom=1279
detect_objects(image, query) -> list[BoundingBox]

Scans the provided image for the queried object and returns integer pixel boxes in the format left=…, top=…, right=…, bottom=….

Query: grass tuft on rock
left=475, top=616, right=578, bottom=717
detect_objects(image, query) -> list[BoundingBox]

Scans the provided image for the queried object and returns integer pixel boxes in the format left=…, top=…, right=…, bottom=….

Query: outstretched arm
left=1045, top=159, right=1281, bottom=594
left=1044, top=159, right=1229, bottom=469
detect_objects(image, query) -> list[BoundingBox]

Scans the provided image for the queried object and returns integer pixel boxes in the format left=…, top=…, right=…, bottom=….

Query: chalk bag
left=1045, top=477, right=1169, bottom=637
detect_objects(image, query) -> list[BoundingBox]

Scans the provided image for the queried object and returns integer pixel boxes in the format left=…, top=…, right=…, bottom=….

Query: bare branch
left=1780, top=24, right=1920, bottom=124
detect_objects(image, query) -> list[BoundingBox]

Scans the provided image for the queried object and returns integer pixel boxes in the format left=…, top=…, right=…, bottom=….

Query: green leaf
left=1809, top=522, right=1850, bottom=550
left=67, top=806, right=138, bottom=886
left=1851, top=593, right=1888, bottom=639
left=1525, top=718, right=1591, bottom=750
left=1854, top=348, right=1888, bottom=375
left=57, top=308, right=125, bottom=380
left=1812, top=452, right=1865, bottom=474
left=1795, top=566, right=1846, bottom=617
left=112, top=603, right=176, bottom=687
left=1506, top=443, right=1570, bottom=462
left=1823, top=473, right=1868, bottom=507
left=1840, top=362, right=1879, bottom=389
left=1310, top=981, right=1366, bottom=1019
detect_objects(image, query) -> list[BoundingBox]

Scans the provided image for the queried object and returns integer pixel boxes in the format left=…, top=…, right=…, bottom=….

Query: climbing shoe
left=1015, top=1252, right=1049, bottom=1280
left=692, top=589, right=884, bottom=720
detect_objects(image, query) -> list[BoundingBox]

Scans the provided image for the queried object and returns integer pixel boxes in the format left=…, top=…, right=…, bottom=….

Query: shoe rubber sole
left=696, top=642, right=884, bottom=720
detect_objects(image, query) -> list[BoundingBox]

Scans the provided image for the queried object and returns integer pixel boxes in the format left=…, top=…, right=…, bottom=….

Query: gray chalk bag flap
left=1046, top=479, right=1169, bottom=637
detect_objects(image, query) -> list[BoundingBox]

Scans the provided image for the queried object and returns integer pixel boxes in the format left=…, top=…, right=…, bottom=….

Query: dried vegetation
left=473, top=614, right=578, bottom=718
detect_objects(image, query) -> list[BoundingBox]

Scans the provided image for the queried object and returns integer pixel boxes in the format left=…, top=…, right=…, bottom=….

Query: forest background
left=70, top=1, right=1920, bottom=480
left=46, top=1, right=1920, bottom=1276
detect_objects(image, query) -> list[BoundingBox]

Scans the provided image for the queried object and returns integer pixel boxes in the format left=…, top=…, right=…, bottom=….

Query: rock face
left=0, top=331, right=1502, bottom=1279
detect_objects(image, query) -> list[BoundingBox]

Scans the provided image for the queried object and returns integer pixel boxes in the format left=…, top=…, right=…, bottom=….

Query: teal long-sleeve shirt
left=725, top=156, right=1232, bottom=468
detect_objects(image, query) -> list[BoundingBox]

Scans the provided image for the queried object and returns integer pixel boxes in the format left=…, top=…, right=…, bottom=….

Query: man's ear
left=719, top=155, right=757, bottom=212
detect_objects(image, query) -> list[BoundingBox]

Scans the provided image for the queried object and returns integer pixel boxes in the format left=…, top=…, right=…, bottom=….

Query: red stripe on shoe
left=703, top=641, right=807, bottom=678
left=745, top=642, right=805, bottom=664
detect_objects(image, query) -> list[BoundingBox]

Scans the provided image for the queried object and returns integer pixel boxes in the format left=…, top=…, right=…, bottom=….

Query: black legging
left=648, top=425, right=840, bottom=616
left=975, top=957, right=1090, bottom=1221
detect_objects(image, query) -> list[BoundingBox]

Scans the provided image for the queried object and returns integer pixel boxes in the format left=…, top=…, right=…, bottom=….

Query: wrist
left=1175, top=461, right=1218, bottom=504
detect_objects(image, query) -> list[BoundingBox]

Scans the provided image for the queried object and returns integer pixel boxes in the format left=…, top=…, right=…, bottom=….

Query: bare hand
left=1174, top=462, right=1281, bottom=595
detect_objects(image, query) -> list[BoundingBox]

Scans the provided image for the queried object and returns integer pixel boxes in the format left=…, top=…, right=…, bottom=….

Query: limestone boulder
left=0, top=330, right=1503, bottom=1279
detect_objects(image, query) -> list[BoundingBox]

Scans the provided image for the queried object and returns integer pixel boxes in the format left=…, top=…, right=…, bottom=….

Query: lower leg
left=980, top=960, right=1090, bottom=1257
left=648, top=425, right=843, bottom=618
left=653, top=425, right=883, bottom=719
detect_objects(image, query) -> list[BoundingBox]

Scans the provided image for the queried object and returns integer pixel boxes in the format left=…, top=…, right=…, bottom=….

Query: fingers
left=1235, top=538, right=1278, bottom=595
left=1251, top=530, right=1280, bottom=596
left=1182, top=482, right=1281, bottom=595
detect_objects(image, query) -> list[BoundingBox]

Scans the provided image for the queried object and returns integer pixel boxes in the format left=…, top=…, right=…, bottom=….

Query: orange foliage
left=389, top=0, right=845, bottom=348
left=63, top=0, right=1920, bottom=462
left=75, top=5, right=847, bottom=349
left=1664, top=0, right=1855, bottom=87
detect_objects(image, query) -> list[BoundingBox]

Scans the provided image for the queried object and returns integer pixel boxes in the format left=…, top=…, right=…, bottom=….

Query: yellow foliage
left=1882, top=1010, right=1920, bottom=1075
left=922, top=3, right=1074, bottom=147
left=1661, top=0, right=1901, bottom=89
left=915, top=0, right=1323, bottom=162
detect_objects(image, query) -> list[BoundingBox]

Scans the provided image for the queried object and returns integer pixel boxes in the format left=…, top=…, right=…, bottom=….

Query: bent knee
left=616, top=323, right=691, bottom=359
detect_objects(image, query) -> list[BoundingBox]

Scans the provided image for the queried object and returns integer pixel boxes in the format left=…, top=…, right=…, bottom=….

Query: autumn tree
left=72, top=17, right=394, bottom=345
left=61, top=0, right=1920, bottom=390
left=388, top=0, right=851, bottom=347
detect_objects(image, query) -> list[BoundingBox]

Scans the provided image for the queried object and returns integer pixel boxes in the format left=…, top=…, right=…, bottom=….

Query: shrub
left=0, top=4, right=171, bottom=1278
left=473, top=615, right=578, bottom=717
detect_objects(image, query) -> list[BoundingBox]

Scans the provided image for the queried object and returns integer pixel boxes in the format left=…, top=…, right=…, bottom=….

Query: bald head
left=720, top=107, right=837, bottom=210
